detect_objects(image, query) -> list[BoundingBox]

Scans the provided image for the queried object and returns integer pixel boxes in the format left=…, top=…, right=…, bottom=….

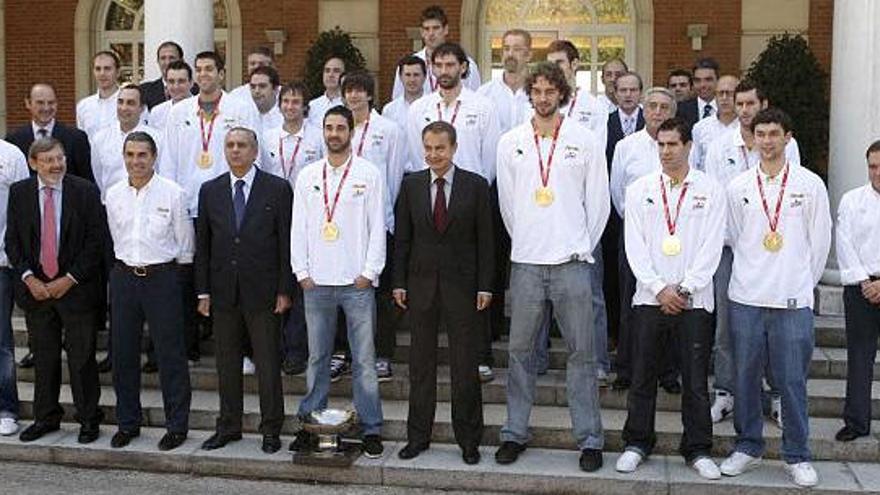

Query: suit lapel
left=29, top=179, right=40, bottom=249
left=59, top=176, right=74, bottom=252
left=444, top=169, right=463, bottom=231
left=421, top=170, right=434, bottom=229
left=218, top=173, right=236, bottom=232
left=239, top=168, right=265, bottom=232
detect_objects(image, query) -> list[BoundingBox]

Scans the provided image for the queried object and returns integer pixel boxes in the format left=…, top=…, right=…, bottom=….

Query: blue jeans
left=535, top=247, right=609, bottom=374
left=298, top=285, right=383, bottom=435
left=502, top=261, right=603, bottom=450
left=0, top=268, right=18, bottom=419
left=729, top=301, right=813, bottom=463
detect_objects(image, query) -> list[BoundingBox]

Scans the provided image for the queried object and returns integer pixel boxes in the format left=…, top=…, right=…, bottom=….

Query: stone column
left=143, top=0, right=214, bottom=81
left=818, top=0, right=880, bottom=313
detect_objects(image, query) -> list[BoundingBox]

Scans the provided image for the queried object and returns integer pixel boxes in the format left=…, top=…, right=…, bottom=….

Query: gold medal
left=322, top=221, right=339, bottom=242
left=661, top=235, right=682, bottom=256
left=763, top=231, right=783, bottom=252
left=534, top=186, right=554, bottom=206
left=197, top=151, right=213, bottom=169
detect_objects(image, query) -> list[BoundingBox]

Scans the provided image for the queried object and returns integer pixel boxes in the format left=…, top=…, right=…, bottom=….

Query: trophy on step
left=292, top=408, right=360, bottom=467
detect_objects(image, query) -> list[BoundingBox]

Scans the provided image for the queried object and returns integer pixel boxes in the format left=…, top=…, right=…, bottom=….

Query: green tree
left=304, top=27, right=367, bottom=101
left=745, top=33, right=829, bottom=176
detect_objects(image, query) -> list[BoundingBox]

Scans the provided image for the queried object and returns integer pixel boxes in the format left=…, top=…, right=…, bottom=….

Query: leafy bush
left=304, top=27, right=367, bottom=100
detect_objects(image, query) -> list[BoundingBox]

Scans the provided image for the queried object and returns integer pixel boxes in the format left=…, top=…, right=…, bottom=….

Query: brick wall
left=808, top=0, right=833, bottom=74
left=239, top=0, right=319, bottom=83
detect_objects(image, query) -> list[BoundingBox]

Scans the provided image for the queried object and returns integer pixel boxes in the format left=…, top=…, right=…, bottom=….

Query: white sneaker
left=785, top=461, right=818, bottom=487
left=242, top=357, right=256, bottom=375
left=691, top=457, right=721, bottom=480
left=615, top=450, right=643, bottom=473
left=597, top=369, right=609, bottom=388
left=710, top=391, right=734, bottom=423
left=720, top=452, right=761, bottom=476
left=0, top=418, right=19, bottom=436
left=478, top=365, right=494, bottom=383
left=770, top=396, right=783, bottom=429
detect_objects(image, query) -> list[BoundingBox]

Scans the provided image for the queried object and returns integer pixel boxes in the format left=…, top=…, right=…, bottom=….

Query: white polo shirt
left=689, top=114, right=738, bottom=171
left=91, top=122, right=164, bottom=200
left=352, top=110, right=406, bottom=232
left=477, top=78, right=531, bottom=133
left=392, top=47, right=482, bottom=99
left=0, top=139, right=31, bottom=267
left=260, top=122, right=324, bottom=188
left=836, top=184, right=880, bottom=285
left=610, top=128, right=660, bottom=216
left=704, top=123, right=802, bottom=186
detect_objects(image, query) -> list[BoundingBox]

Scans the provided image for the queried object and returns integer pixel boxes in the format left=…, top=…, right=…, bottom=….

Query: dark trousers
left=281, top=286, right=308, bottom=364
left=615, top=229, right=637, bottom=380
left=407, top=282, right=483, bottom=450
left=110, top=264, right=191, bottom=433
left=622, top=306, right=713, bottom=462
left=485, top=181, right=510, bottom=367
left=843, top=285, right=880, bottom=435
left=26, top=302, right=101, bottom=427
left=213, top=304, right=284, bottom=436
left=601, top=211, right=622, bottom=349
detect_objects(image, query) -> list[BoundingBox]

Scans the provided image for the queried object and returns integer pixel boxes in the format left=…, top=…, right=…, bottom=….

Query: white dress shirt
left=306, top=93, right=344, bottom=128
left=558, top=87, right=608, bottom=147
left=105, top=173, right=195, bottom=265
left=477, top=78, right=531, bottom=133
left=382, top=96, right=420, bottom=172
left=0, top=139, right=32, bottom=267
left=703, top=123, right=802, bottom=187
left=257, top=106, right=284, bottom=137
left=726, top=163, right=832, bottom=309
left=836, top=184, right=880, bottom=285
left=697, top=97, right=717, bottom=120
left=148, top=100, right=174, bottom=131
left=624, top=169, right=726, bottom=310
left=228, top=164, right=256, bottom=202
left=497, top=117, right=610, bottom=265
left=392, top=47, right=482, bottom=99
left=76, top=89, right=120, bottom=139
left=429, top=166, right=454, bottom=207
left=91, top=122, right=164, bottom=200
left=291, top=155, right=386, bottom=286
left=31, top=120, right=56, bottom=138
left=689, top=115, right=738, bottom=171
left=260, top=122, right=324, bottom=188
left=159, top=92, right=260, bottom=217
left=610, top=128, right=660, bottom=216
left=597, top=94, right=618, bottom=114
left=407, top=87, right=501, bottom=183
left=353, top=110, right=406, bottom=232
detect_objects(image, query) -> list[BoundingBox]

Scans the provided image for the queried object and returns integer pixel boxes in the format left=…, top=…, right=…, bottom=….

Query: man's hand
left=354, top=275, right=372, bottom=289
left=392, top=289, right=408, bottom=310
left=45, top=276, right=75, bottom=299
left=862, top=280, right=880, bottom=305
left=299, top=277, right=316, bottom=291
left=657, top=285, right=687, bottom=315
left=274, top=294, right=292, bottom=314
left=197, top=297, right=211, bottom=317
left=476, top=293, right=493, bottom=311
left=24, top=275, right=51, bottom=301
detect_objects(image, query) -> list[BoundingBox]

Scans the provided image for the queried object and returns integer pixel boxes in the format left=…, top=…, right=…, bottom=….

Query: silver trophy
left=292, top=408, right=360, bottom=466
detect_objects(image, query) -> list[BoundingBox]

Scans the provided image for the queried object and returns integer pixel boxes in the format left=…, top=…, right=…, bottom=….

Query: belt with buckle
left=115, top=261, right=176, bottom=277
left=871, top=275, right=880, bottom=281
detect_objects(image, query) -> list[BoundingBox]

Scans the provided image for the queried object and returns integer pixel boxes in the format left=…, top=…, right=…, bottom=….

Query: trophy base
left=292, top=441, right=361, bottom=467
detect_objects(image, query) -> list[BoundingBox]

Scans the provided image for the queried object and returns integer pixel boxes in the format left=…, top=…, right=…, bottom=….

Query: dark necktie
left=233, top=179, right=246, bottom=231
left=433, top=177, right=448, bottom=233
left=37, top=128, right=48, bottom=138
left=702, top=104, right=714, bottom=119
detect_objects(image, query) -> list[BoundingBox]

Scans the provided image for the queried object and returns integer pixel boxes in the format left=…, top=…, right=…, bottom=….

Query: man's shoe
left=494, top=441, right=526, bottom=465
left=710, top=391, right=735, bottom=423
left=19, top=422, right=59, bottom=442
left=597, top=369, right=610, bottom=388
left=785, top=461, right=819, bottom=487
left=97, top=356, right=112, bottom=373
left=362, top=434, right=384, bottom=458
left=579, top=448, right=604, bottom=472
left=329, top=354, right=350, bottom=383
left=110, top=429, right=140, bottom=448
left=282, top=359, right=306, bottom=376
left=200, top=431, right=242, bottom=450
left=288, top=430, right=316, bottom=452
left=835, top=425, right=867, bottom=442
left=397, top=443, right=428, bottom=460
left=187, top=350, right=201, bottom=363
left=158, top=432, right=187, bottom=451
left=462, top=447, right=481, bottom=465
left=615, top=450, right=643, bottom=472
left=611, top=376, right=631, bottom=391
left=720, top=452, right=761, bottom=476
left=0, top=418, right=20, bottom=436
left=375, top=359, right=393, bottom=382
left=660, top=380, right=682, bottom=394
left=78, top=425, right=100, bottom=444
left=262, top=435, right=282, bottom=454
left=691, top=457, right=722, bottom=480
left=141, top=359, right=158, bottom=373
left=18, top=352, right=34, bottom=368
left=770, top=396, right=783, bottom=429
left=242, top=356, right=256, bottom=375
left=478, top=365, right=494, bottom=383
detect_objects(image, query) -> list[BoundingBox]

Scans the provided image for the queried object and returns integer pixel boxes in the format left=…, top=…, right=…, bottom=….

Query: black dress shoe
left=187, top=350, right=201, bottom=363
left=660, top=380, right=682, bottom=395
left=18, top=352, right=35, bottom=369
left=97, top=357, right=112, bottom=373
left=142, top=360, right=158, bottom=373
left=835, top=426, right=867, bottom=442
left=579, top=448, right=603, bottom=472
left=19, top=422, right=60, bottom=442
left=78, top=425, right=100, bottom=444
left=158, top=432, right=187, bottom=451
left=397, top=443, right=428, bottom=460
left=462, top=447, right=481, bottom=465
left=282, top=359, right=307, bottom=376
left=262, top=435, right=282, bottom=454
left=111, top=429, right=140, bottom=448
left=288, top=430, right=316, bottom=452
left=494, top=441, right=526, bottom=465
left=612, top=377, right=631, bottom=391
left=200, top=431, right=242, bottom=450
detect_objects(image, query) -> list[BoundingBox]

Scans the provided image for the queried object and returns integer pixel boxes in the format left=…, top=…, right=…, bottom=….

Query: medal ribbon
left=322, top=155, right=354, bottom=225
left=755, top=162, right=790, bottom=234
left=279, top=134, right=302, bottom=179
left=429, top=72, right=438, bottom=92
left=566, top=88, right=579, bottom=118
left=659, top=175, right=690, bottom=236
left=355, top=119, right=371, bottom=157
left=436, top=100, right=461, bottom=125
left=532, top=116, right=563, bottom=189
left=739, top=145, right=752, bottom=168
left=199, top=93, right=222, bottom=154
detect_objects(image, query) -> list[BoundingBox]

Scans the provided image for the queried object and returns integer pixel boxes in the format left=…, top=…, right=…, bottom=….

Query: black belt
left=871, top=275, right=879, bottom=281
left=115, top=261, right=176, bottom=277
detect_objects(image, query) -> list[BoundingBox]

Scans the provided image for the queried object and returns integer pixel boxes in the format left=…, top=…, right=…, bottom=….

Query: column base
left=814, top=284, right=844, bottom=316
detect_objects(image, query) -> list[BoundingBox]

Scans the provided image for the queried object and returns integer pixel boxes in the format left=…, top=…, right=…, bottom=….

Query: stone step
left=10, top=382, right=880, bottom=462
left=0, top=426, right=875, bottom=494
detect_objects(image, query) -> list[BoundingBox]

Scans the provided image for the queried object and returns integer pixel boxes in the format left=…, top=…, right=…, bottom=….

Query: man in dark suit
left=140, top=41, right=197, bottom=110
left=393, top=121, right=494, bottom=465
left=5, top=137, right=105, bottom=443
left=675, top=58, right=720, bottom=131
left=603, top=71, right=644, bottom=380
left=195, top=126, right=293, bottom=454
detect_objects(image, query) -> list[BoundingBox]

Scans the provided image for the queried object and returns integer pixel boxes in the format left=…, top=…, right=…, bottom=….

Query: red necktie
left=41, top=187, right=59, bottom=279
left=433, top=177, right=448, bottom=233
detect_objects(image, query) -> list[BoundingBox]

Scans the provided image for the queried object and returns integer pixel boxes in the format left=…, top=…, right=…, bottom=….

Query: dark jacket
left=6, top=121, right=94, bottom=183
left=606, top=108, right=645, bottom=168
